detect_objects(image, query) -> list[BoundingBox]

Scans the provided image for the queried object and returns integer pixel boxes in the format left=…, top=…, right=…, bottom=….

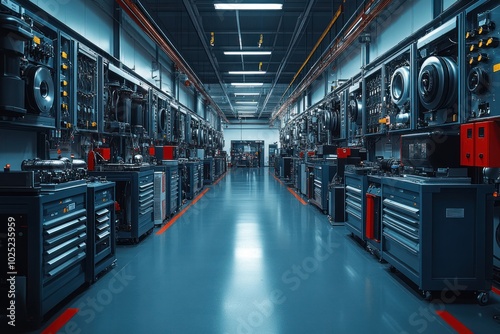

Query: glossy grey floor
left=46, top=168, right=500, bottom=333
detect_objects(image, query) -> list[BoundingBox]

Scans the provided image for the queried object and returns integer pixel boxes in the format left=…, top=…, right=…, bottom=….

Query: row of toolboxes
left=0, top=180, right=116, bottom=328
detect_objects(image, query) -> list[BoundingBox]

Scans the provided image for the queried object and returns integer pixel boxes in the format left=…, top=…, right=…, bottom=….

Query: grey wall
left=0, top=130, right=38, bottom=170
left=29, top=0, right=114, bottom=53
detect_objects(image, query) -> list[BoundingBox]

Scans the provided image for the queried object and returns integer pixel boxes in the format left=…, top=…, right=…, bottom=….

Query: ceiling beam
left=258, top=0, right=316, bottom=118
left=182, top=0, right=236, bottom=118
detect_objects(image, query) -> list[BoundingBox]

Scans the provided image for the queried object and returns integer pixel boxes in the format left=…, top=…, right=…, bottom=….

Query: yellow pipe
left=283, top=5, right=343, bottom=99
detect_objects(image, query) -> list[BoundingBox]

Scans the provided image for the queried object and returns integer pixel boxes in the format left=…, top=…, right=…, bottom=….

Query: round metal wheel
left=477, top=292, right=489, bottom=306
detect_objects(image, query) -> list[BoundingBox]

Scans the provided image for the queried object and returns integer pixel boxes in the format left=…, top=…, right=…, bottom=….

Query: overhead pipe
left=116, top=0, right=229, bottom=123
left=282, top=5, right=343, bottom=99
left=270, top=0, right=391, bottom=123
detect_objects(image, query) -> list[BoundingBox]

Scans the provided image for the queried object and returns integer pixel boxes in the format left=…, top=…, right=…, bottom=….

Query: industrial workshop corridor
left=37, top=168, right=499, bottom=334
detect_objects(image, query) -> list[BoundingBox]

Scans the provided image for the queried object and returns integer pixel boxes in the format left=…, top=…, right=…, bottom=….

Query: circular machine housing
left=24, top=65, right=55, bottom=114
left=467, top=67, right=489, bottom=94
left=390, top=66, right=410, bottom=108
left=417, top=56, right=458, bottom=111
left=347, top=96, right=362, bottom=125
left=0, top=14, right=33, bottom=116
left=116, top=87, right=133, bottom=123
left=158, top=107, right=168, bottom=134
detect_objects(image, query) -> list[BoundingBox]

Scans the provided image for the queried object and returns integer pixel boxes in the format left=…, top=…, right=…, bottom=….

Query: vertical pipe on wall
left=172, top=64, right=178, bottom=101
left=433, top=0, right=444, bottom=18
left=113, top=2, right=121, bottom=59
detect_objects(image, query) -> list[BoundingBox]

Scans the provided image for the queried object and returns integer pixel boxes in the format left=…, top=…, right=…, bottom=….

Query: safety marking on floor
left=492, top=286, right=500, bottom=296
left=270, top=172, right=307, bottom=205
left=42, top=308, right=79, bottom=334
left=435, top=310, right=473, bottom=334
left=212, top=171, right=228, bottom=186
left=156, top=188, right=210, bottom=235
left=287, top=187, right=308, bottom=205
left=271, top=172, right=284, bottom=185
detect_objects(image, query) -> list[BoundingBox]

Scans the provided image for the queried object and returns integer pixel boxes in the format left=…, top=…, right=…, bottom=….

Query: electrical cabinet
left=460, top=120, right=500, bottom=167
left=186, top=161, right=202, bottom=199
left=86, top=181, right=115, bottom=282
left=381, top=176, right=493, bottom=299
left=214, top=156, right=226, bottom=179
left=203, top=158, right=214, bottom=184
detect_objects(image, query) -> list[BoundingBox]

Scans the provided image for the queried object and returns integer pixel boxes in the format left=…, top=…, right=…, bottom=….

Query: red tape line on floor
left=435, top=310, right=473, bottom=334
left=42, top=308, right=79, bottom=334
left=156, top=188, right=210, bottom=235
left=287, top=187, right=307, bottom=205
left=212, top=171, right=227, bottom=186
left=271, top=172, right=284, bottom=186
left=270, top=171, right=307, bottom=205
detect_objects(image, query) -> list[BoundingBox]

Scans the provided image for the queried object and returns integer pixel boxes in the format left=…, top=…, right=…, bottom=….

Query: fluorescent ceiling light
left=234, top=92, right=260, bottom=96
left=231, top=83, right=264, bottom=86
left=224, top=51, right=272, bottom=56
left=229, top=71, right=266, bottom=75
left=214, top=4, right=283, bottom=10
left=236, top=101, right=258, bottom=104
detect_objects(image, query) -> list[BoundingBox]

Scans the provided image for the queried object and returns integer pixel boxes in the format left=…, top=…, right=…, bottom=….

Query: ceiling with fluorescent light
left=138, top=0, right=351, bottom=122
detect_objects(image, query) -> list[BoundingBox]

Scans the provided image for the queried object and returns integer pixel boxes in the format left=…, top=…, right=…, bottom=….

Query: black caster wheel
left=477, top=292, right=489, bottom=306
left=423, top=291, right=433, bottom=301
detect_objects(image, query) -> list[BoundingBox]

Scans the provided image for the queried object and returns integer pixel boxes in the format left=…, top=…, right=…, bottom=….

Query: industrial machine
left=203, top=157, right=215, bottom=184
left=89, top=168, right=154, bottom=243
left=278, top=157, right=293, bottom=180
left=185, top=161, right=202, bottom=199
left=300, top=163, right=307, bottom=195
left=308, top=162, right=337, bottom=213
left=214, top=155, right=226, bottom=179
left=156, top=160, right=180, bottom=217
left=86, top=180, right=116, bottom=282
left=464, top=0, right=500, bottom=120
left=416, top=15, right=460, bottom=128
left=0, top=178, right=88, bottom=327
left=344, top=167, right=370, bottom=241
left=291, top=157, right=302, bottom=190
left=381, top=176, right=493, bottom=303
